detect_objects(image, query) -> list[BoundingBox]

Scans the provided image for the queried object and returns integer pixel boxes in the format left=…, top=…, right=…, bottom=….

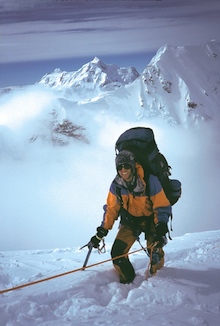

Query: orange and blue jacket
left=101, top=163, right=171, bottom=230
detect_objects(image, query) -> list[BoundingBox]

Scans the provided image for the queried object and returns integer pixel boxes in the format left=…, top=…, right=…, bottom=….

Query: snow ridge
left=36, top=40, right=220, bottom=127
left=140, top=40, right=220, bottom=125
left=1, top=41, right=220, bottom=152
left=38, top=57, right=140, bottom=90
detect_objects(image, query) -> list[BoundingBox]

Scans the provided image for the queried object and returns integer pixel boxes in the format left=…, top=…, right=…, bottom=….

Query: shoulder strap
left=116, top=186, right=123, bottom=207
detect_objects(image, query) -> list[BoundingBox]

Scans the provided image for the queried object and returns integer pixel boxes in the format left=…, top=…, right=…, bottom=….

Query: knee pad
left=111, top=239, right=127, bottom=259
left=113, top=256, right=135, bottom=282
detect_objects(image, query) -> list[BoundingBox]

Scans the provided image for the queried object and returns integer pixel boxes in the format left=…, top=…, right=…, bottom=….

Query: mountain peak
left=141, top=40, right=220, bottom=125
left=38, top=58, right=140, bottom=92
left=91, top=56, right=101, bottom=64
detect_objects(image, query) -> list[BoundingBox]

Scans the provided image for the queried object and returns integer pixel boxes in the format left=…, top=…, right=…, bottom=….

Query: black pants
left=111, top=219, right=161, bottom=283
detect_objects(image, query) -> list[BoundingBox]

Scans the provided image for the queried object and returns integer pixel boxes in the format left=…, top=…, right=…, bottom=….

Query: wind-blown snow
left=0, top=230, right=219, bottom=325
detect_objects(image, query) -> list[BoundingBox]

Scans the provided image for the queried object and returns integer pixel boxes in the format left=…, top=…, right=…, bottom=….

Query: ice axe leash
left=80, top=239, right=106, bottom=270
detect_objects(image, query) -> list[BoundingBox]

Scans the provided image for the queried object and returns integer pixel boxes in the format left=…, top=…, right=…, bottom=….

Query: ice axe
left=80, top=241, right=94, bottom=270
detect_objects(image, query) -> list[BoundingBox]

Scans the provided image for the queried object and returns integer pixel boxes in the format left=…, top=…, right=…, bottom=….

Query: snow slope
left=0, top=230, right=219, bottom=325
left=141, top=40, right=220, bottom=125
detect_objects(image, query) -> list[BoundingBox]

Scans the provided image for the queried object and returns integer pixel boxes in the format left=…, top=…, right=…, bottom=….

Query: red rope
left=0, top=246, right=150, bottom=294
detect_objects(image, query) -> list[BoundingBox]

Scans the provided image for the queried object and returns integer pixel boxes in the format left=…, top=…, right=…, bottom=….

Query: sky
left=1, top=0, right=220, bottom=87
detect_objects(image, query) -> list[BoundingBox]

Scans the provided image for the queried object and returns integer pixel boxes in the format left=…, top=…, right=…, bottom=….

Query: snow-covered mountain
left=0, top=40, right=220, bottom=252
left=35, top=40, right=220, bottom=133
left=1, top=41, right=220, bottom=143
left=141, top=40, right=220, bottom=125
left=6, top=39, right=215, bottom=148
left=38, top=56, right=140, bottom=96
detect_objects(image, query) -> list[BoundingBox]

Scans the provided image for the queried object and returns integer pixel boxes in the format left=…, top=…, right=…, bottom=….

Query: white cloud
left=0, top=85, right=220, bottom=251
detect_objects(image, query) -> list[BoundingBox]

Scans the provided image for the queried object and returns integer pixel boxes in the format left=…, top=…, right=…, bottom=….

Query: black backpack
left=115, top=127, right=181, bottom=206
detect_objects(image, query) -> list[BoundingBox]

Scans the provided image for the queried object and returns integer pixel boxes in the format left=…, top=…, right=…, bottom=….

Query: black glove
left=90, top=226, right=108, bottom=248
left=154, top=222, right=168, bottom=243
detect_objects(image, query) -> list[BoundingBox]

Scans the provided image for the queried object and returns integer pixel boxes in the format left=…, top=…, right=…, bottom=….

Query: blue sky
left=1, top=0, right=220, bottom=87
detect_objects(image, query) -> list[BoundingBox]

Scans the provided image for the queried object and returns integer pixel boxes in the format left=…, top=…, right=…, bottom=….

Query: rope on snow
left=0, top=246, right=152, bottom=294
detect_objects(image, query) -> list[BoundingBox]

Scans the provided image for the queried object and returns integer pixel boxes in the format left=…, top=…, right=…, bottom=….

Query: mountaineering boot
left=148, top=247, right=164, bottom=276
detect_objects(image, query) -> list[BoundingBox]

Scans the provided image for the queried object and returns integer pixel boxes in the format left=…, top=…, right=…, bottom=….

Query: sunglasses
left=117, top=163, right=132, bottom=171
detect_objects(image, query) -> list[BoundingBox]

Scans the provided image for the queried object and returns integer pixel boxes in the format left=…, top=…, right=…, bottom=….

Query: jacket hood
left=114, top=163, right=145, bottom=194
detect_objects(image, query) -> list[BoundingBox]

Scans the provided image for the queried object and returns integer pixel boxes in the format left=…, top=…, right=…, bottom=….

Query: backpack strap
left=116, top=185, right=123, bottom=208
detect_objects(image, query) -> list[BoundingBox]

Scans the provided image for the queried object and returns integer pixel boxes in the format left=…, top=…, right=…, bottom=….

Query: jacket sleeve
left=101, top=182, right=121, bottom=230
left=148, top=174, right=172, bottom=225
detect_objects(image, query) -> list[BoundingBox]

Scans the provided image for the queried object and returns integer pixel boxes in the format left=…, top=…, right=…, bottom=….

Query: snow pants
left=110, top=221, right=164, bottom=283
